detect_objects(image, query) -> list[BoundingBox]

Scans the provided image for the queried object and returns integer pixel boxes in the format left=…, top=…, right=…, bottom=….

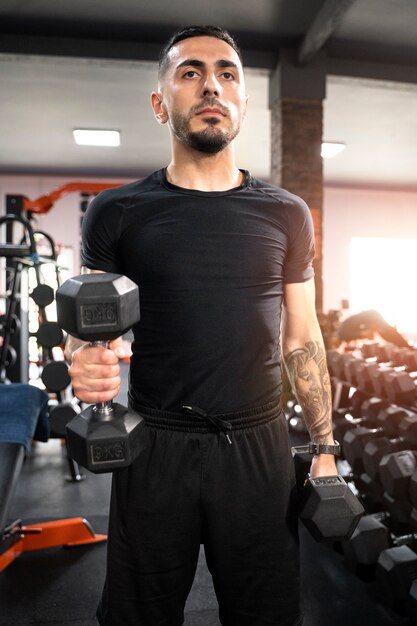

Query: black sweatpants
left=97, top=402, right=302, bottom=626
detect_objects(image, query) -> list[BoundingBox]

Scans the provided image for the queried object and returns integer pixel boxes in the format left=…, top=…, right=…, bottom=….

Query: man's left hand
left=309, top=454, right=338, bottom=478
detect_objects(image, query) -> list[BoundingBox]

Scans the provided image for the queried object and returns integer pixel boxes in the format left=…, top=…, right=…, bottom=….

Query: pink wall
left=323, top=185, right=417, bottom=319
left=0, top=174, right=132, bottom=277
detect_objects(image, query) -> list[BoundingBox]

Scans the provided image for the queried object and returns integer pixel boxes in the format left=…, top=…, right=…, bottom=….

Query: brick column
left=269, top=50, right=326, bottom=312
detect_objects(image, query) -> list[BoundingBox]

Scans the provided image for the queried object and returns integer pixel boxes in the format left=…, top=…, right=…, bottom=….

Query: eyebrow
left=176, top=58, right=239, bottom=71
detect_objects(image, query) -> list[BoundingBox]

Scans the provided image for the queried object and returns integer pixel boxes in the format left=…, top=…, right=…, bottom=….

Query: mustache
left=191, top=97, right=229, bottom=116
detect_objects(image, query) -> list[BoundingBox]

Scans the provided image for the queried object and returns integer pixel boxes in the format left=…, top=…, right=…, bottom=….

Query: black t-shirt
left=81, top=168, right=314, bottom=413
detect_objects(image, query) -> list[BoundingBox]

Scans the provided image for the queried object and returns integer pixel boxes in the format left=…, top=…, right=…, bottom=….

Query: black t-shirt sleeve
left=283, top=196, right=315, bottom=284
left=80, top=190, right=124, bottom=273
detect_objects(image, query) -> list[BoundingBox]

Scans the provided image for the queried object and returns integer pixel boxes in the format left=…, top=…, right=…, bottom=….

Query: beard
left=170, top=101, right=240, bottom=154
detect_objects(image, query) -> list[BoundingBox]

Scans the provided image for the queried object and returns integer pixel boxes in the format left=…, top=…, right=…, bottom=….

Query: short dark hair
left=158, top=25, right=242, bottom=82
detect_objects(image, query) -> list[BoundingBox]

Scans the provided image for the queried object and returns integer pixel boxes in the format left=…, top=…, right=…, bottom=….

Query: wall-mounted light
left=73, top=129, right=121, bottom=147
left=321, top=142, right=346, bottom=159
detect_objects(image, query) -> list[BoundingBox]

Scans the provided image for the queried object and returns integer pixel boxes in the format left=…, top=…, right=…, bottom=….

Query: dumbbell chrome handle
left=91, top=340, right=115, bottom=419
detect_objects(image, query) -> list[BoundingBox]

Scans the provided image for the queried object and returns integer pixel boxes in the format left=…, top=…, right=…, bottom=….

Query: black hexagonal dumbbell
left=381, top=491, right=413, bottom=535
left=385, top=370, right=417, bottom=406
left=376, top=545, right=417, bottom=614
left=379, top=449, right=417, bottom=501
left=342, top=426, right=385, bottom=474
left=357, top=471, right=385, bottom=512
left=326, top=349, right=345, bottom=380
left=363, top=435, right=411, bottom=481
left=339, top=401, right=397, bottom=472
left=299, top=475, right=364, bottom=543
left=341, top=353, right=361, bottom=388
left=291, top=445, right=364, bottom=543
left=332, top=396, right=387, bottom=453
left=56, top=272, right=147, bottom=473
left=398, top=414, right=417, bottom=447
left=376, top=405, right=411, bottom=438
left=293, top=442, right=385, bottom=515
left=342, top=513, right=417, bottom=581
left=354, top=360, right=379, bottom=395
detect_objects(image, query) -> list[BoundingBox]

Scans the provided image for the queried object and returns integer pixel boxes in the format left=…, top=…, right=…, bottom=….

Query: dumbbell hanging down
left=291, top=445, right=364, bottom=543
left=56, top=272, right=147, bottom=473
left=293, top=444, right=389, bottom=516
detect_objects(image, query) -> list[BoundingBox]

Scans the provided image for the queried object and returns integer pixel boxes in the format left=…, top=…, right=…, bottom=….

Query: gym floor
left=0, top=364, right=414, bottom=626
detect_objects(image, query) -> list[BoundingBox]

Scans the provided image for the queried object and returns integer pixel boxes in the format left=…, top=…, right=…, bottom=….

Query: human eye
left=221, top=71, right=235, bottom=80
left=183, top=70, right=199, bottom=78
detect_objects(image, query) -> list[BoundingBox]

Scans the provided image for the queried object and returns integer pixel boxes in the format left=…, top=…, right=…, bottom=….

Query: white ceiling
left=0, top=0, right=416, bottom=188
left=323, top=77, right=417, bottom=188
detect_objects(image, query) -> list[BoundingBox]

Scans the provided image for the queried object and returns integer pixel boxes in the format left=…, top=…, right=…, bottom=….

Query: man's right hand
left=69, top=337, right=126, bottom=404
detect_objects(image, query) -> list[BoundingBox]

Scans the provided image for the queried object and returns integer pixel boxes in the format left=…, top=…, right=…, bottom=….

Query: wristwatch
left=308, top=440, right=341, bottom=456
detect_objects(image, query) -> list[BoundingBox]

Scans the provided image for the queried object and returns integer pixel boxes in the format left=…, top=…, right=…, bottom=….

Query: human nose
left=202, top=72, right=221, bottom=97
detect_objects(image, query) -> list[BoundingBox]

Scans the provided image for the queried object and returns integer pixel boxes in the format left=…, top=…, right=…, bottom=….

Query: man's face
left=153, top=36, right=248, bottom=154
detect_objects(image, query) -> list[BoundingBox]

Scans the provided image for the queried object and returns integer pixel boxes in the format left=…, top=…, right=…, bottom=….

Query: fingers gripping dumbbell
left=292, top=444, right=364, bottom=543
left=56, top=273, right=147, bottom=473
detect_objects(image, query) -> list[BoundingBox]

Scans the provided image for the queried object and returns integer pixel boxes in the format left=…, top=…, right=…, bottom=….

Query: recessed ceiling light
left=73, top=129, right=121, bottom=147
left=321, top=142, right=346, bottom=159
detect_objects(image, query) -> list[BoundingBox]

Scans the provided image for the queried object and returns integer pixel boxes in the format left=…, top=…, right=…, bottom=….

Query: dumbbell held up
left=56, top=272, right=146, bottom=473
left=57, top=272, right=140, bottom=342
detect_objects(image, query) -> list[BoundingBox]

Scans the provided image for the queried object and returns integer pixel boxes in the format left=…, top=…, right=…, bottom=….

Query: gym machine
left=0, top=183, right=128, bottom=573
left=1, top=181, right=122, bottom=382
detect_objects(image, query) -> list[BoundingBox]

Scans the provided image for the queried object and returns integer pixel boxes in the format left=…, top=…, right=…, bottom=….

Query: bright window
left=350, top=237, right=417, bottom=340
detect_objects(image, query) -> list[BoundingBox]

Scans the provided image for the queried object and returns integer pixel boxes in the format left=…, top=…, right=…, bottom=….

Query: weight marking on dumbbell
left=311, top=476, right=342, bottom=486
left=91, top=441, right=126, bottom=464
left=81, top=303, right=117, bottom=327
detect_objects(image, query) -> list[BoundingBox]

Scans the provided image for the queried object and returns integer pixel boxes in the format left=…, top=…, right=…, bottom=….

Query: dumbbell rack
left=1, top=214, right=59, bottom=382
left=325, top=342, right=417, bottom=617
left=0, top=213, right=35, bottom=383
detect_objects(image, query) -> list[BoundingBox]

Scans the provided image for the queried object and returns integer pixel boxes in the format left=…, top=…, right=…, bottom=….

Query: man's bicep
left=282, top=278, right=322, bottom=353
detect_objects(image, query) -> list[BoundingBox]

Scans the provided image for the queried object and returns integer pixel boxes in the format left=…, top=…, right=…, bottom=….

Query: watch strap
left=308, top=440, right=341, bottom=456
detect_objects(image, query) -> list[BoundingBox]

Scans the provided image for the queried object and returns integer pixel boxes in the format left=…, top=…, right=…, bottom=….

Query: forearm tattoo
left=284, top=340, right=332, bottom=444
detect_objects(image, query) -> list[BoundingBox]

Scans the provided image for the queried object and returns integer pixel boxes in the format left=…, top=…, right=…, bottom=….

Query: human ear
left=151, top=91, right=168, bottom=125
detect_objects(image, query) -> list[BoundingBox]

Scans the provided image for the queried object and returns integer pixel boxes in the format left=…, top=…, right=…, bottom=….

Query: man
left=66, top=25, right=338, bottom=626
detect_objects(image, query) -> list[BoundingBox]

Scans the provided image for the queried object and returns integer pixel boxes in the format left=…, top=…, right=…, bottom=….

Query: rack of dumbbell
left=321, top=342, right=417, bottom=618
left=1, top=215, right=84, bottom=482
